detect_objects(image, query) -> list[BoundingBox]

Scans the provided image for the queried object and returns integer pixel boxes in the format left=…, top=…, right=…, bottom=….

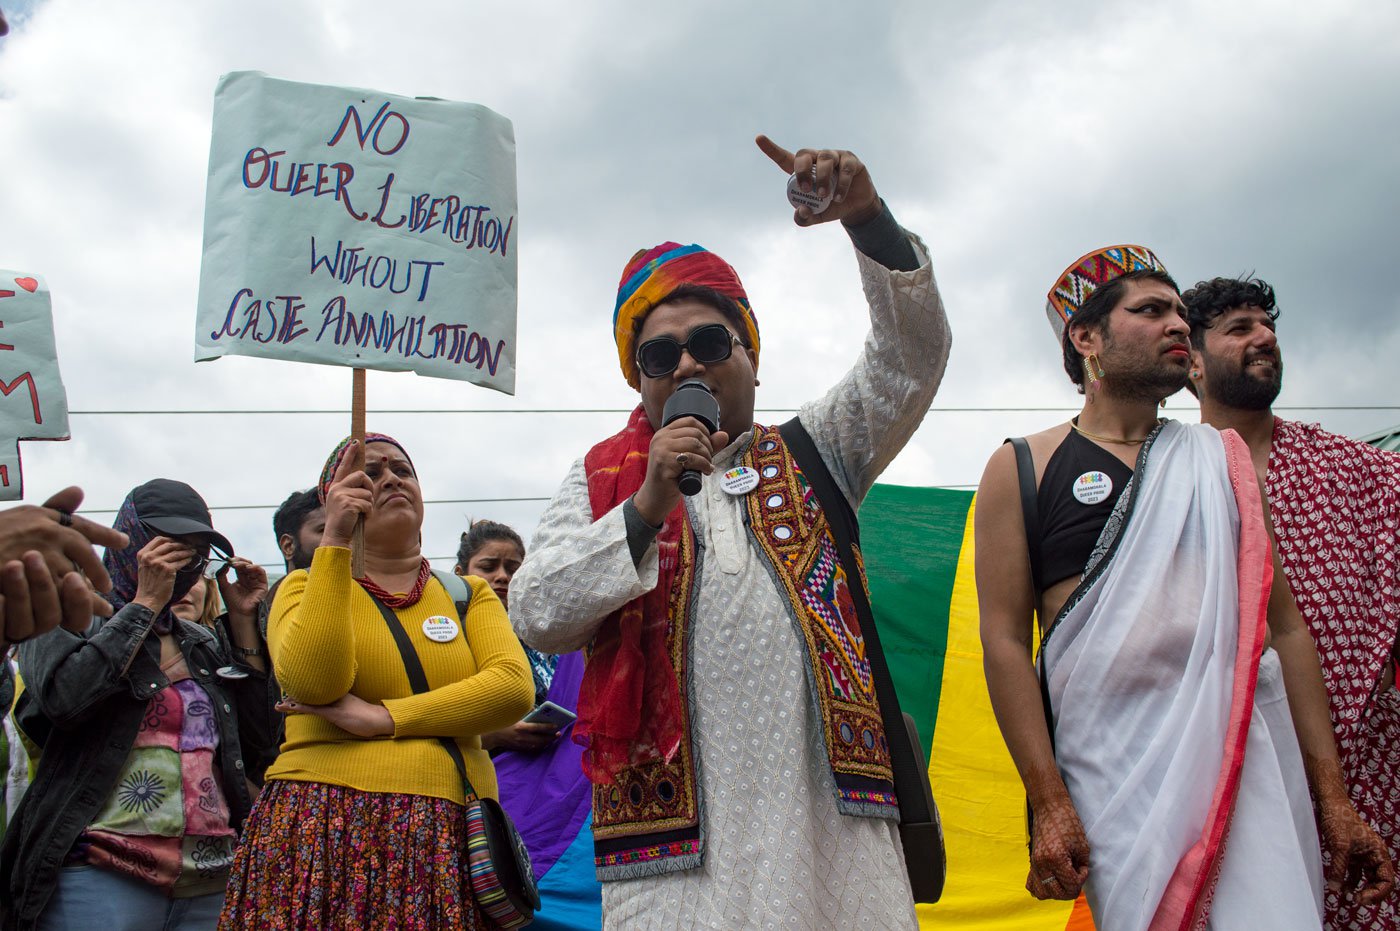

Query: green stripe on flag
left=860, top=483, right=975, bottom=759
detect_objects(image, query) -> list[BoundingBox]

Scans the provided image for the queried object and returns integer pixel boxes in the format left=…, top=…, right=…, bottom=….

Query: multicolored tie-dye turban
left=318, top=432, right=416, bottom=504
left=1046, top=244, right=1168, bottom=339
left=613, top=242, right=760, bottom=389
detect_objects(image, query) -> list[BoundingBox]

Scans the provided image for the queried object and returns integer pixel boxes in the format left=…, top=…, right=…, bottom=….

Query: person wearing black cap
left=0, top=479, right=276, bottom=931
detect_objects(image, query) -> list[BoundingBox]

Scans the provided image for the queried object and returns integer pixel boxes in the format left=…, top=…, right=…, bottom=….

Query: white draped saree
left=1041, top=421, right=1323, bottom=931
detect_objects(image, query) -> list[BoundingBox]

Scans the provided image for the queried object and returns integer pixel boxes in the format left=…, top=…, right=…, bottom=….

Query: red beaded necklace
left=356, top=557, right=433, bottom=609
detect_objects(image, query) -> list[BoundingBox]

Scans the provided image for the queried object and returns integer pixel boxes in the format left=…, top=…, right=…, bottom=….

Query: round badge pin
left=786, top=168, right=834, bottom=215
left=1072, top=471, right=1114, bottom=505
left=720, top=466, right=760, bottom=495
left=215, top=665, right=250, bottom=681
left=422, top=615, right=460, bottom=643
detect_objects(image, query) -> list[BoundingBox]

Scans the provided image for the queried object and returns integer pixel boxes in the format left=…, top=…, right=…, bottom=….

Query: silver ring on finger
left=676, top=453, right=688, bottom=467
left=55, top=510, right=73, bottom=528
left=1041, top=876, right=1059, bottom=887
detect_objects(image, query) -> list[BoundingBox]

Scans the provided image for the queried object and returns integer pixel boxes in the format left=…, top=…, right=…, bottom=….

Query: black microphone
left=661, top=378, right=720, bottom=497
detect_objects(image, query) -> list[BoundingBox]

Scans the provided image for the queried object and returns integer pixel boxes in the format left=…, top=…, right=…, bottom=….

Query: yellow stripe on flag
left=917, top=496, right=1088, bottom=929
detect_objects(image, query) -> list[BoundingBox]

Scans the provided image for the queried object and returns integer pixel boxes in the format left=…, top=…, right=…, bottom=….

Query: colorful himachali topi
left=1045, top=245, right=1167, bottom=339
left=612, top=242, right=760, bottom=389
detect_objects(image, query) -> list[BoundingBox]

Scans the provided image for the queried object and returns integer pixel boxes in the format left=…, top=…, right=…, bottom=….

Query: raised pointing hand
left=755, top=134, right=881, bottom=227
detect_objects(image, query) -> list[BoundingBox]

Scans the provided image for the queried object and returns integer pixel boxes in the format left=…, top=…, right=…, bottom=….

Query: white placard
left=0, top=273, right=70, bottom=500
left=195, top=72, right=518, bottom=393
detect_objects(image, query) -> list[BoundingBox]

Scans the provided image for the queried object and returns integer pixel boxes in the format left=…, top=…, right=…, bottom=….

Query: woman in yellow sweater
left=219, top=434, right=534, bottom=930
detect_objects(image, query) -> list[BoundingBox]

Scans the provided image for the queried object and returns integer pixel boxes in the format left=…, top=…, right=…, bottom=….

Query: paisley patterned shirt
left=75, top=650, right=236, bottom=896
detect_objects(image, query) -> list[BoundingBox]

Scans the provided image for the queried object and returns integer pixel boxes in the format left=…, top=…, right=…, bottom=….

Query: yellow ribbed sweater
left=265, top=546, right=534, bottom=804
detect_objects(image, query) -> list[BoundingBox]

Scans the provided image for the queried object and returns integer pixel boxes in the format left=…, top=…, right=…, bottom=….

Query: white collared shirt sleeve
left=510, top=458, right=661, bottom=653
left=798, top=233, right=950, bottom=507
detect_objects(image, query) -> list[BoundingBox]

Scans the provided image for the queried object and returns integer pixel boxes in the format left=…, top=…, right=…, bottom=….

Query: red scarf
left=577, top=406, right=689, bottom=784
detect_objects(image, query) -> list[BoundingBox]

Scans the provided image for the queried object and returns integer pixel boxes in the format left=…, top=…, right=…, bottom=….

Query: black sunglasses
left=636, top=323, right=740, bottom=379
left=139, top=520, right=231, bottom=579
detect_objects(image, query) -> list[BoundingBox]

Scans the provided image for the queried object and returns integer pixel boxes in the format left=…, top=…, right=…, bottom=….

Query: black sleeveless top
left=1036, top=429, right=1134, bottom=591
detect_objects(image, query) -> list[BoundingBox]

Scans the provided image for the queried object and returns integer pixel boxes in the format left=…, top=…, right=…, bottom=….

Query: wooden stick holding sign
left=350, top=367, right=367, bottom=578
left=193, top=73, right=518, bottom=579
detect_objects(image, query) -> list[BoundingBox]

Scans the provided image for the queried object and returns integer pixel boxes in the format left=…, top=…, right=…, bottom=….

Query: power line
left=83, top=496, right=552, bottom=517
left=89, top=486, right=986, bottom=517
left=255, top=555, right=461, bottom=570
left=63, top=405, right=1400, bottom=416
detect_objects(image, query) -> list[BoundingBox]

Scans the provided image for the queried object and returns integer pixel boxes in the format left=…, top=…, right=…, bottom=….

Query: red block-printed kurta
left=1268, top=418, right=1400, bottom=931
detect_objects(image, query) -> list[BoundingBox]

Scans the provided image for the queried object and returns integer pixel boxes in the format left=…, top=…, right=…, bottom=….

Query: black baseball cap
left=131, top=478, right=234, bottom=555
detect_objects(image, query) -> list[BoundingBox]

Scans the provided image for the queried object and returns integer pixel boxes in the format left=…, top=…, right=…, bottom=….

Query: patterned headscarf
left=1046, top=244, right=1168, bottom=340
left=317, top=432, right=416, bottom=504
left=102, top=490, right=205, bottom=634
left=613, top=242, right=760, bottom=390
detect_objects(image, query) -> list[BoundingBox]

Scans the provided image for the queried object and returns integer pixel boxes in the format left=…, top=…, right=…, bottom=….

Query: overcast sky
left=1, top=0, right=1397, bottom=573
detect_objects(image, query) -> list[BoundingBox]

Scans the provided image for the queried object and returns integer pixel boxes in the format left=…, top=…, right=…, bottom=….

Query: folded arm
left=268, top=547, right=358, bottom=706
left=385, top=578, right=535, bottom=739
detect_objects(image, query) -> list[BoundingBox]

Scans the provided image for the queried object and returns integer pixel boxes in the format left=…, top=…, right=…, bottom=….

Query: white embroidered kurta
left=511, top=239, right=949, bottom=930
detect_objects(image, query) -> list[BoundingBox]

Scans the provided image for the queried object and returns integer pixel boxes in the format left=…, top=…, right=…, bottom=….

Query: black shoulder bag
left=364, top=575, right=540, bottom=928
left=779, top=418, right=946, bottom=904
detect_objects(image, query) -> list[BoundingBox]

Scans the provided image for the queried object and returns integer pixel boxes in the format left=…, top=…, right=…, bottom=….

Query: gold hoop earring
left=1083, top=353, right=1105, bottom=386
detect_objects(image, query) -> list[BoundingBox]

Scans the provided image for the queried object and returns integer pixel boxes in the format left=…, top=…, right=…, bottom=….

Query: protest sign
left=0, top=273, right=71, bottom=501
left=195, top=72, right=518, bottom=394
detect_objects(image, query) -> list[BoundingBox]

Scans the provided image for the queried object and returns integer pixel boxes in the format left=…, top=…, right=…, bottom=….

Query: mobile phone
left=522, top=701, right=577, bottom=728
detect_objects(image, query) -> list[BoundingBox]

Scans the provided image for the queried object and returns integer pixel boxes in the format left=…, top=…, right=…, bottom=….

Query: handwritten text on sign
left=194, top=72, right=518, bottom=393
left=0, top=273, right=71, bottom=501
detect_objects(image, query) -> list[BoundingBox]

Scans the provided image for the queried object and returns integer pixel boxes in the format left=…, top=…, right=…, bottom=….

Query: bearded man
left=511, top=136, right=948, bottom=928
left=976, top=247, right=1392, bottom=930
left=1186, top=275, right=1400, bottom=930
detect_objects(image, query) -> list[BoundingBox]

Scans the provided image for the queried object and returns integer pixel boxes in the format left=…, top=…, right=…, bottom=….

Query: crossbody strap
left=778, top=417, right=933, bottom=827
left=1005, top=437, right=1044, bottom=597
left=362, top=584, right=478, bottom=802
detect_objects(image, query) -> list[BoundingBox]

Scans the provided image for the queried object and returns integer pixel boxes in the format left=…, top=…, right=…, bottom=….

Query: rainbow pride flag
left=863, top=484, right=1094, bottom=930
left=495, top=483, right=1095, bottom=929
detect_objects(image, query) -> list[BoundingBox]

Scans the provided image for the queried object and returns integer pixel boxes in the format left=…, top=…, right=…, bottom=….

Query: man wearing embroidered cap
left=975, top=248, right=1392, bottom=929
left=512, top=136, right=950, bottom=927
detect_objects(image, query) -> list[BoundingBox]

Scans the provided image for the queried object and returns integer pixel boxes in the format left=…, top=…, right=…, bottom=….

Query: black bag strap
left=778, top=417, right=933, bottom=827
left=362, top=583, right=478, bottom=802
left=1005, top=437, right=1044, bottom=597
left=1003, top=439, right=1058, bottom=848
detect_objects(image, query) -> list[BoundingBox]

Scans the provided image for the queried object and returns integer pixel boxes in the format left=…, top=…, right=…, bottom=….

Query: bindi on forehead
left=366, top=444, right=413, bottom=469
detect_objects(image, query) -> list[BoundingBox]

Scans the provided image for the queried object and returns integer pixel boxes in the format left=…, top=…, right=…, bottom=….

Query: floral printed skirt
left=218, top=779, right=484, bottom=930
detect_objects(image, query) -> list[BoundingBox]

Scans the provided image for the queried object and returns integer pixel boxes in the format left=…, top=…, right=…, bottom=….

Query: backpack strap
left=430, top=569, right=474, bottom=624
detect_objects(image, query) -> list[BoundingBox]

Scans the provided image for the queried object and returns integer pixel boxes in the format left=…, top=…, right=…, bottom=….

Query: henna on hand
left=1023, top=764, right=1090, bottom=901
left=1309, top=753, right=1396, bottom=905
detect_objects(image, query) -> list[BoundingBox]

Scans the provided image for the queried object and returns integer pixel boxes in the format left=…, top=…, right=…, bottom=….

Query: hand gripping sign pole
left=194, top=72, right=519, bottom=575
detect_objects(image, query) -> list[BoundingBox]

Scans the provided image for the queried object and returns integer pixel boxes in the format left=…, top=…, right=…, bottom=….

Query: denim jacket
left=0, top=603, right=276, bottom=929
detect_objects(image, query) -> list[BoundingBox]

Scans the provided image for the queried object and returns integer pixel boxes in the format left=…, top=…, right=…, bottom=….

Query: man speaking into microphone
left=511, top=135, right=951, bottom=929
